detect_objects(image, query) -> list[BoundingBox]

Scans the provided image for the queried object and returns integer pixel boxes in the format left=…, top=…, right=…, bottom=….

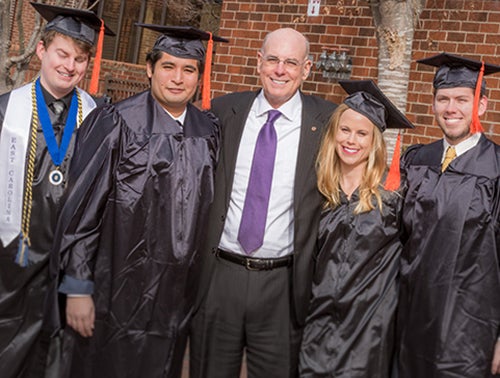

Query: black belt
left=216, top=249, right=293, bottom=271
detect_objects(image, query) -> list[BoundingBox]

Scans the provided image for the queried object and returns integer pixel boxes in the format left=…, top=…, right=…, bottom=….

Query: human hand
left=491, top=339, right=500, bottom=375
left=66, top=296, right=95, bottom=338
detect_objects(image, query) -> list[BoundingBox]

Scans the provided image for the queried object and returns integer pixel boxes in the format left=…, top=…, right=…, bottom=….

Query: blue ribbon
left=35, top=78, right=78, bottom=166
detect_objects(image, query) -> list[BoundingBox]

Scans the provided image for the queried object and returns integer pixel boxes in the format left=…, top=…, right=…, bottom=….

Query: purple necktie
left=238, top=109, right=281, bottom=254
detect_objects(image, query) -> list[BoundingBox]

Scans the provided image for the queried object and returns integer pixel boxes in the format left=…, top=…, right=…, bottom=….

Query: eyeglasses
left=261, top=55, right=306, bottom=69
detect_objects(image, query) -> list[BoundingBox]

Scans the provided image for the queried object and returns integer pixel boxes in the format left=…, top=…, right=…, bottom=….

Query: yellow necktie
left=441, top=146, right=456, bottom=172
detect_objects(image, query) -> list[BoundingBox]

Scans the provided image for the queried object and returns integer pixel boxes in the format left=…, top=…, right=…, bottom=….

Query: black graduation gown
left=0, top=90, right=90, bottom=378
left=300, top=188, right=402, bottom=378
left=48, top=91, right=219, bottom=378
left=398, top=135, right=500, bottom=378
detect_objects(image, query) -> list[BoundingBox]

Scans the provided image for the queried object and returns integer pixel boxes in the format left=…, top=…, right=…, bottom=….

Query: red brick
left=255, top=4, right=271, bottom=13
left=479, top=23, right=500, bottom=33
left=447, top=32, right=466, bottom=42
left=485, top=34, right=500, bottom=45
left=469, top=11, right=488, bottom=22
left=487, top=12, right=500, bottom=23
left=476, top=45, right=495, bottom=55
left=465, top=33, right=485, bottom=43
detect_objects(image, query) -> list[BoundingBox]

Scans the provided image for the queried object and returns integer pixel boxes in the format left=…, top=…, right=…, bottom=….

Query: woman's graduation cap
left=30, top=2, right=115, bottom=95
left=339, top=80, right=414, bottom=132
left=417, top=52, right=500, bottom=133
left=339, top=80, right=414, bottom=191
left=136, top=24, right=229, bottom=110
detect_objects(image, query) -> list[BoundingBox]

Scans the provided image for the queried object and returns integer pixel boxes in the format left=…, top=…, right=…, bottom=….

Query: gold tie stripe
left=441, top=146, right=456, bottom=172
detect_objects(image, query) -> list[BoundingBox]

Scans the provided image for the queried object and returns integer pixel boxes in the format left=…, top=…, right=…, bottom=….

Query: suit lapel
left=222, top=92, right=258, bottom=204
left=293, top=93, right=325, bottom=212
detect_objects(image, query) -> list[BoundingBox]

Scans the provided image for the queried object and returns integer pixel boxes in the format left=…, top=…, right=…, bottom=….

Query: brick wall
left=11, top=0, right=500, bottom=145
left=210, top=0, right=500, bottom=145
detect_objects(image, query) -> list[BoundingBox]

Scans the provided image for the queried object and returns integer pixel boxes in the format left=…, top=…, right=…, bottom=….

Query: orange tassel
left=201, top=32, right=213, bottom=110
left=384, top=131, right=402, bottom=191
left=88, top=20, right=105, bottom=95
left=471, top=61, right=485, bottom=134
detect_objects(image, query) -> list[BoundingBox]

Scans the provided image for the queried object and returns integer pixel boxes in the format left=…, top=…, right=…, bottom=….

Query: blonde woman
left=299, top=80, right=413, bottom=378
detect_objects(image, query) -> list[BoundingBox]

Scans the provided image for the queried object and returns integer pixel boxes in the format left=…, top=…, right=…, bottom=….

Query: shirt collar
left=165, top=108, right=187, bottom=126
left=40, top=84, right=73, bottom=109
left=255, top=90, right=302, bottom=121
left=443, top=132, right=481, bottom=157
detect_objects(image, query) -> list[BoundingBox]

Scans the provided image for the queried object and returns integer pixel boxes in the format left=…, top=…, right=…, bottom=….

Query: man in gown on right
left=397, top=52, right=500, bottom=377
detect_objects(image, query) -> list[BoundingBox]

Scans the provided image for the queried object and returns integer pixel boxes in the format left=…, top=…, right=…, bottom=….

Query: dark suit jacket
left=195, top=90, right=337, bottom=326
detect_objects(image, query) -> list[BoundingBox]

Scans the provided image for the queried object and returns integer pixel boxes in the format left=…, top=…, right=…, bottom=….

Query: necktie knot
left=441, top=146, right=457, bottom=172
left=267, top=109, right=281, bottom=125
left=50, top=100, right=66, bottom=123
left=51, top=100, right=65, bottom=115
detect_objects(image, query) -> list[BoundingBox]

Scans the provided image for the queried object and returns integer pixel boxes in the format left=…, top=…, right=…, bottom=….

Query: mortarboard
left=31, top=2, right=115, bottom=46
left=31, top=2, right=115, bottom=96
left=338, top=80, right=414, bottom=191
left=136, top=24, right=229, bottom=110
left=339, top=80, right=414, bottom=132
left=418, top=52, right=500, bottom=134
left=136, top=24, right=228, bottom=62
left=417, top=52, right=500, bottom=92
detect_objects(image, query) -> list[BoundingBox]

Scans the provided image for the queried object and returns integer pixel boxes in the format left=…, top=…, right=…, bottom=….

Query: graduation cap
left=338, top=80, right=414, bottom=191
left=136, top=24, right=229, bottom=110
left=339, top=80, right=414, bottom=132
left=417, top=52, right=500, bottom=92
left=418, top=52, right=500, bottom=134
left=31, top=2, right=115, bottom=45
left=31, top=2, right=115, bottom=96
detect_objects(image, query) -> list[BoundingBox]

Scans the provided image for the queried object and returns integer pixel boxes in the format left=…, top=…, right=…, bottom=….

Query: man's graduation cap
left=418, top=52, right=500, bottom=92
left=339, top=80, right=414, bottom=191
left=418, top=52, right=500, bottom=134
left=136, top=24, right=229, bottom=110
left=31, top=2, right=114, bottom=46
left=31, top=2, right=115, bottom=95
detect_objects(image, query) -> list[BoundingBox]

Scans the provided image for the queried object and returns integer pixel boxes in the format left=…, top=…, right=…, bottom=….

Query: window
left=89, top=0, right=222, bottom=64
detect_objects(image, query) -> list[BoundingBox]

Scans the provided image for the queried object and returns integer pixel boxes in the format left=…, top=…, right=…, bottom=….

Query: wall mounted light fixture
left=316, top=47, right=352, bottom=81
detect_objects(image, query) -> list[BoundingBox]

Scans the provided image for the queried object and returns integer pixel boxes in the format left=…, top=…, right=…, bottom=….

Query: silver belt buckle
left=245, top=258, right=259, bottom=271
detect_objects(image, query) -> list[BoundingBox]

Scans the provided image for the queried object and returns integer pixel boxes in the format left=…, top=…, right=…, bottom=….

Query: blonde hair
left=316, top=103, right=388, bottom=214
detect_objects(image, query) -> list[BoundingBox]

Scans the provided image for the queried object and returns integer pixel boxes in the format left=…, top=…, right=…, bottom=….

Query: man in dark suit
left=190, top=27, right=337, bottom=378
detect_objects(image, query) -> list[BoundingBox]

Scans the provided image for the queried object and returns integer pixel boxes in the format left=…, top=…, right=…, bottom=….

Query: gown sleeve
left=55, top=105, right=123, bottom=294
left=399, top=144, right=423, bottom=244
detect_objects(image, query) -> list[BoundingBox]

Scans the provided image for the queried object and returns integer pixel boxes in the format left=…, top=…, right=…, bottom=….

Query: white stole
left=0, top=83, right=96, bottom=247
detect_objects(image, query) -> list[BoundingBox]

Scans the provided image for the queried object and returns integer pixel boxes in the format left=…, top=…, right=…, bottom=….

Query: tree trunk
left=371, top=0, right=425, bottom=158
left=0, top=0, right=14, bottom=94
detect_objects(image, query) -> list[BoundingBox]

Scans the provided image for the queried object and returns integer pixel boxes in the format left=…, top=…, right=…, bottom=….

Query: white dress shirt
left=219, top=90, right=303, bottom=257
left=165, top=108, right=187, bottom=126
left=442, top=132, right=481, bottom=162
